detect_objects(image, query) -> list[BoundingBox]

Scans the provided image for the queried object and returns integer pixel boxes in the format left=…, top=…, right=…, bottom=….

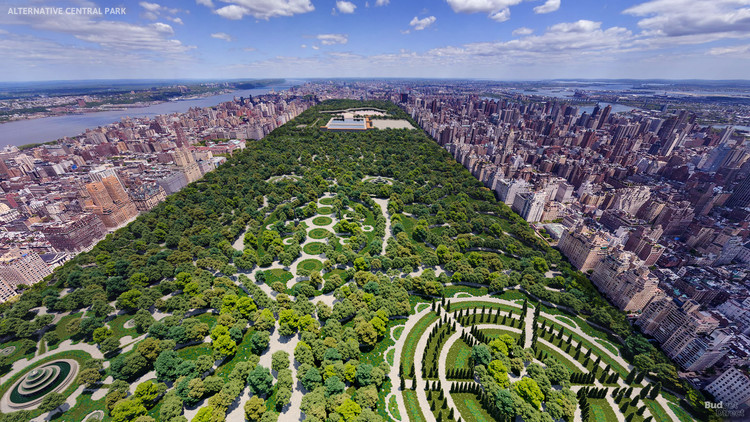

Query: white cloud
left=709, top=43, right=750, bottom=56
left=445, top=0, right=523, bottom=22
left=211, top=32, right=234, bottom=41
left=140, top=1, right=162, bottom=12
left=624, top=0, right=750, bottom=42
left=196, top=0, right=214, bottom=7
left=534, top=0, right=560, bottom=14
left=168, top=17, right=184, bottom=24
left=512, top=27, right=533, bottom=36
left=375, top=0, right=389, bottom=5
left=410, top=16, right=436, bottom=31
left=213, top=0, right=315, bottom=20
left=316, top=33, right=349, bottom=45
left=336, top=1, right=357, bottom=14
left=312, top=45, right=320, bottom=50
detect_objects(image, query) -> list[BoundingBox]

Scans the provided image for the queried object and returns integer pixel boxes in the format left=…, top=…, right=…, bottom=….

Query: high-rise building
left=705, top=367, right=750, bottom=407
left=0, top=248, right=52, bottom=289
left=40, top=213, right=107, bottom=252
left=727, top=176, right=750, bottom=208
left=0, top=279, right=18, bottom=303
left=171, top=148, right=202, bottom=183
left=590, top=250, right=664, bottom=312
left=557, top=224, right=610, bottom=272
left=84, top=175, right=138, bottom=228
left=513, top=191, right=547, bottom=222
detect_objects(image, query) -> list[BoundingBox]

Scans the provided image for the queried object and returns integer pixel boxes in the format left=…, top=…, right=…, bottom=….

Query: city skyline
left=2, top=0, right=750, bottom=81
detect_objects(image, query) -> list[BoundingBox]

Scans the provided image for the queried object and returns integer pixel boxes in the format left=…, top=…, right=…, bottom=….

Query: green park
left=0, top=100, right=710, bottom=422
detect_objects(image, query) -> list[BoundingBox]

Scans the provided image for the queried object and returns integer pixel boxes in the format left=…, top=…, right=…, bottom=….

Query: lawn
left=446, top=337, right=473, bottom=373
left=479, top=327, right=521, bottom=340
left=392, top=326, right=404, bottom=341
left=297, top=259, right=323, bottom=273
left=385, top=348, right=395, bottom=366
left=538, top=318, right=629, bottom=377
left=589, top=398, right=619, bottom=422
left=52, top=390, right=107, bottom=422
left=0, top=338, right=38, bottom=362
left=668, top=402, right=695, bottom=422
left=450, top=300, right=521, bottom=315
left=317, top=206, right=334, bottom=214
left=309, top=228, right=331, bottom=239
left=444, top=285, right=488, bottom=297
left=303, top=242, right=326, bottom=255
left=48, top=312, right=85, bottom=349
left=176, top=343, right=213, bottom=360
left=319, top=197, right=335, bottom=206
left=360, top=319, right=404, bottom=367
left=388, top=394, right=401, bottom=421
left=555, top=315, right=578, bottom=328
left=108, top=313, right=139, bottom=340
left=401, top=311, right=438, bottom=379
left=643, top=400, right=670, bottom=422
left=595, top=338, right=621, bottom=356
left=403, top=390, right=427, bottom=422
left=452, top=392, right=494, bottom=422
left=312, top=216, right=333, bottom=226
left=266, top=268, right=294, bottom=288
left=323, top=268, right=348, bottom=282
left=534, top=340, right=587, bottom=376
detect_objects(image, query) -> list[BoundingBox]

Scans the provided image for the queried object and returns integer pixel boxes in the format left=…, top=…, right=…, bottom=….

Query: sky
left=1, top=0, right=750, bottom=81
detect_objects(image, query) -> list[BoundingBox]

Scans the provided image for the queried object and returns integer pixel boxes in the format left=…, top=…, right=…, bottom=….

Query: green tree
left=512, top=377, right=544, bottom=409
left=39, top=392, right=66, bottom=414
left=248, top=365, right=274, bottom=397
left=111, top=399, right=147, bottom=422
left=244, top=396, right=266, bottom=421
left=336, top=398, right=362, bottom=421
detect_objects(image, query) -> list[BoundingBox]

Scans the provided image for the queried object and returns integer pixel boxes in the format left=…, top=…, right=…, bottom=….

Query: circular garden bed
left=317, top=206, right=334, bottom=215
left=309, top=228, right=331, bottom=239
left=312, top=216, right=333, bottom=226
left=303, top=242, right=326, bottom=255
left=319, top=197, right=335, bottom=206
left=297, top=259, right=323, bottom=273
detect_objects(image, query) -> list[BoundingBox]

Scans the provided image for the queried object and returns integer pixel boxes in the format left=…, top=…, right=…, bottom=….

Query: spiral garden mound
left=4, top=359, right=78, bottom=410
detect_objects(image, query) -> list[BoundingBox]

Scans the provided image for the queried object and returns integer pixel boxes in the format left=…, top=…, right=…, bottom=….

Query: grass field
left=444, top=285, right=488, bottom=297
left=319, top=197, right=335, bottom=206
left=312, top=216, right=333, bottom=226
left=266, top=268, right=294, bottom=288
left=297, top=259, right=323, bottom=273
left=176, top=343, right=213, bottom=360
left=309, top=228, right=331, bottom=239
left=403, top=390, right=427, bottom=422
left=392, top=326, right=404, bottom=341
left=388, top=394, right=401, bottom=421
left=317, top=206, right=334, bottom=214
left=108, top=313, right=139, bottom=340
left=53, top=390, right=107, bottom=422
left=446, top=337, right=473, bottom=373
left=48, top=312, right=85, bottom=350
left=479, top=327, right=521, bottom=340
left=668, top=402, right=695, bottom=422
left=589, top=398, right=619, bottom=422
left=401, top=312, right=438, bottom=379
left=302, top=242, right=326, bottom=255
left=644, top=399, right=671, bottom=422
left=452, top=393, right=494, bottom=422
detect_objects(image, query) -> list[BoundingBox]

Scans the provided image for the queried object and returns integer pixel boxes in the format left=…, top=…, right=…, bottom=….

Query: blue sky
left=1, top=0, right=750, bottom=81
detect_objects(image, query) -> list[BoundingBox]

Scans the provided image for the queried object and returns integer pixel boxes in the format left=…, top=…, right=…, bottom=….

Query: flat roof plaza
left=324, top=116, right=372, bottom=131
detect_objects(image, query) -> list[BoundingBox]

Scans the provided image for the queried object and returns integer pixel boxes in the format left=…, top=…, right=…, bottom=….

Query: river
left=0, top=82, right=299, bottom=147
